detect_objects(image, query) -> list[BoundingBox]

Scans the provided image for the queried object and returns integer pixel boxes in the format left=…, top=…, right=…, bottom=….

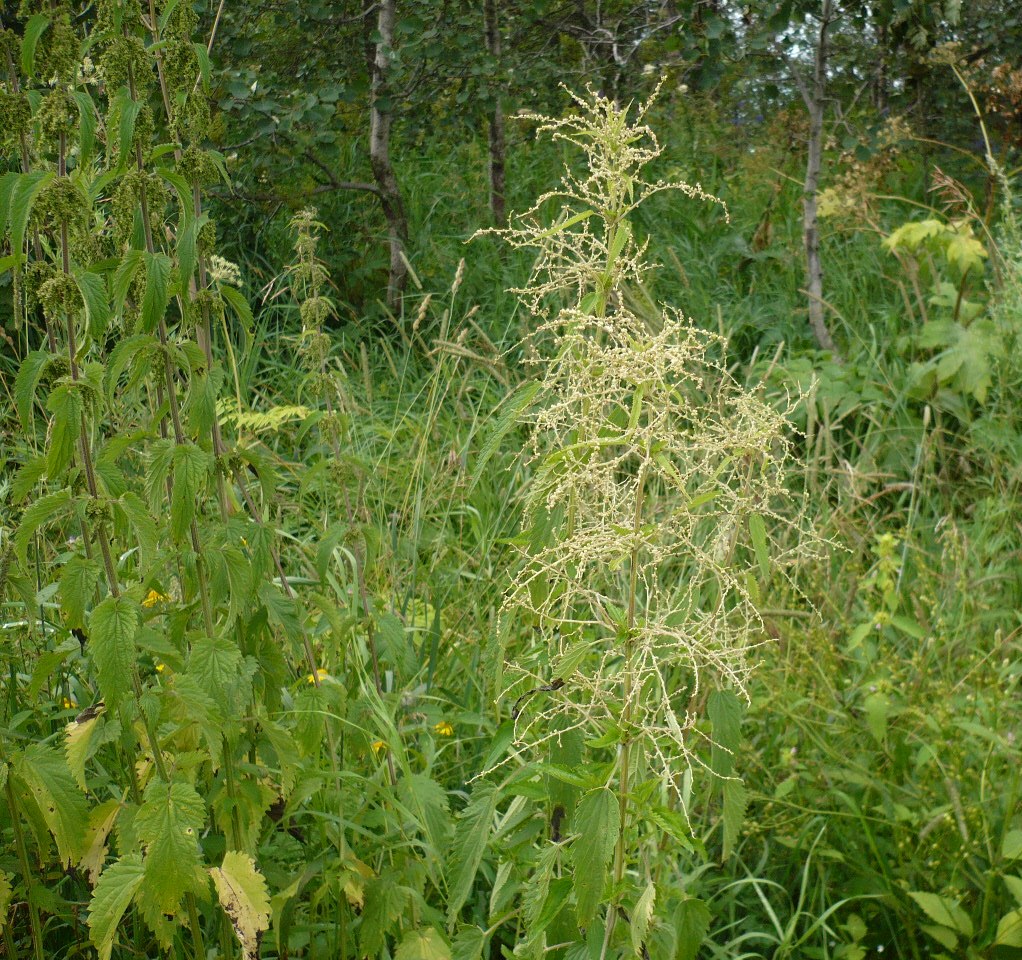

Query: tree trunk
left=484, top=0, right=506, bottom=225
left=366, top=0, right=408, bottom=308
left=801, top=0, right=839, bottom=357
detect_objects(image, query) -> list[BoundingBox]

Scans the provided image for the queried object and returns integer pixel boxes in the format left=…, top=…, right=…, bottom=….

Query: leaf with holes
left=210, top=851, right=271, bottom=960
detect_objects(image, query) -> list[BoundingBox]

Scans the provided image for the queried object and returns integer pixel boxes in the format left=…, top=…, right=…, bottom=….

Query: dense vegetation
left=1, top=2, right=1021, bottom=959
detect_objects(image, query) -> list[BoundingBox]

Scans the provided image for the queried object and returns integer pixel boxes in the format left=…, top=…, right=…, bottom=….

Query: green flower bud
left=38, top=272, right=82, bottom=321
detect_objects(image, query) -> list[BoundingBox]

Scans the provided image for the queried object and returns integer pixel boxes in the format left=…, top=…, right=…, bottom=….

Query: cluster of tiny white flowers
left=484, top=83, right=818, bottom=797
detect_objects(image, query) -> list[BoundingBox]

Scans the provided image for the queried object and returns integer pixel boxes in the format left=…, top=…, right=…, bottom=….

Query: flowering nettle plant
left=476, top=83, right=820, bottom=956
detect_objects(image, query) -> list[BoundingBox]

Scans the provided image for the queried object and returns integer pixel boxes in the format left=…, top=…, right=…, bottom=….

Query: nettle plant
left=464, top=86, right=817, bottom=958
left=1, top=3, right=316, bottom=958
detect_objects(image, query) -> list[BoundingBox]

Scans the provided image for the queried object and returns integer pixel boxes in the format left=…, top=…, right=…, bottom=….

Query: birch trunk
left=367, top=0, right=408, bottom=308
left=484, top=0, right=506, bottom=225
left=802, top=0, right=839, bottom=356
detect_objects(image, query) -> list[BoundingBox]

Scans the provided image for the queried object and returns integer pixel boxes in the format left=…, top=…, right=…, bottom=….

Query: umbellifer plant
left=480, top=83, right=818, bottom=958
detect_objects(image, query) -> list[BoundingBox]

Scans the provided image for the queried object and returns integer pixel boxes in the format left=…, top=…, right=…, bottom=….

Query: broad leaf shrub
left=1, top=3, right=306, bottom=958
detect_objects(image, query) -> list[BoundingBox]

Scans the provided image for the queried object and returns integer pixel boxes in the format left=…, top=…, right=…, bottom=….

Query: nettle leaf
left=721, top=778, right=746, bottom=860
left=15, top=743, right=89, bottom=867
left=112, top=248, right=144, bottom=315
left=46, top=381, right=84, bottom=478
left=908, top=891, right=973, bottom=937
left=14, top=349, right=52, bottom=430
left=9, top=171, right=53, bottom=261
left=134, top=779, right=207, bottom=932
left=445, top=780, right=498, bottom=924
left=145, top=437, right=175, bottom=510
left=140, top=251, right=172, bottom=333
left=708, top=689, right=742, bottom=777
left=171, top=441, right=211, bottom=541
left=81, top=799, right=121, bottom=886
left=89, top=595, right=140, bottom=709
left=11, top=455, right=47, bottom=502
left=631, top=881, right=656, bottom=956
left=360, top=871, right=410, bottom=958
left=113, top=492, right=158, bottom=573
left=59, top=554, right=102, bottom=629
left=210, top=851, right=271, bottom=960
left=570, top=786, right=619, bottom=925
left=73, top=90, right=97, bottom=164
left=186, top=367, right=224, bottom=437
left=675, top=897, right=711, bottom=960
left=395, top=927, right=452, bottom=960
left=451, top=925, right=486, bottom=960
left=88, top=853, right=145, bottom=960
left=20, top=13, right=50, bottom=76
left=398, top=773, right=451, bottom=856
left=219, top=281, right=253, bottom=333
left=74, top=268, right=111, bottom=337
left=15, top=488, right=75, bottom=563
left=107, top=333, right=159, bottom=401
left=65, top=709, right=103, bottom=791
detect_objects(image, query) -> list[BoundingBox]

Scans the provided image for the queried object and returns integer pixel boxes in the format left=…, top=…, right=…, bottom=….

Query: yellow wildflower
left=433, top=721, right=454, bottom=737
left=62, top=697, right=76, bottom=710
left=370, top=740, right=388, bottom=756
left=155, top=662, right=167, bottom=674
left=306, top=667, right=330, bottom=684
left=142, top=589, right=171, bottom=608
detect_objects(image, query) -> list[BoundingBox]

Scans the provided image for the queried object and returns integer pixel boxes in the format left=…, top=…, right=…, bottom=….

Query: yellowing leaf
left=210, top=851, right=271, bottom=960
left=395, top=927, right=452, bottom=960
left=88, top=854, right=145, bottom=960
left=0, top=871, right=12, bottom=933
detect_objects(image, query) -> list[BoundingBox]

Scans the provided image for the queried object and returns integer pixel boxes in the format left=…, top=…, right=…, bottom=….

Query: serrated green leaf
left=21, top=14, right=50, bottom=76
left=140, top=252, right=171, bottom=333
left=73, top=90, right=97, bottom=164
left=708, top=689, right=742, bottom=777
left=112, top=248, right=144, bottom=315
left=134, top=779, right=207, bottom=928
left=88, top=854, right=145, bottom=960
left=396, top=927, right=452, bottom=960
left=451, top=925, right=486, bottom=960
left=59, top=555, right=101, bottom=629
left=113, top=492, right=157, bottom=573
left=15, top=488, right=74, bottom=563
left=570, top=787, right=618, bottom=924
left=908, top=891, right=973, bottom=937
left=170, top=441, right=211, bottom=541
left=89, top=595, right=139, bottom=709
left=920, top=923, right=958, bottom=950
left=631, top=881, right=656, bottom=956
left=446, top=780, right=498, bottom=924
left=46, top=381, right=83, bottom=478
left=188, top=634, right=242, bottom=702
left=398, top=773, right=451, bottom=857
left=675, top=897, right=710, bottom=960
left=220, top=283, right=253, bottom=332
left=14, top=349, right=51, bottom=430
left=748, top=512, right=769, bottom=581
left=12, top=455, right=47, bottom=502
left=1003, top=829, right=1022, bottom=860
left=471, top=381, right=541, bottom=488
left=75, top=268, right=110, bottom=338
left=210, top=851, right=271, bottom=960
left=360, top=871, right=409, bottom=957
left=9, top=171, right=53, bottom=262
left=722, top=777, right=746, bottom=860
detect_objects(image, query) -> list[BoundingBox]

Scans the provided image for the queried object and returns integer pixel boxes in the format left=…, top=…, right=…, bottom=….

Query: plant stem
left=5, top=777, right=44, bottom=960
left=603, top=460, right=648, bottom=958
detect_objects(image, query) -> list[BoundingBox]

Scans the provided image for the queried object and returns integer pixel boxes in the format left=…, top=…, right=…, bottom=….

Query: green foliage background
left=1, top=1, right=1021, bottom=959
